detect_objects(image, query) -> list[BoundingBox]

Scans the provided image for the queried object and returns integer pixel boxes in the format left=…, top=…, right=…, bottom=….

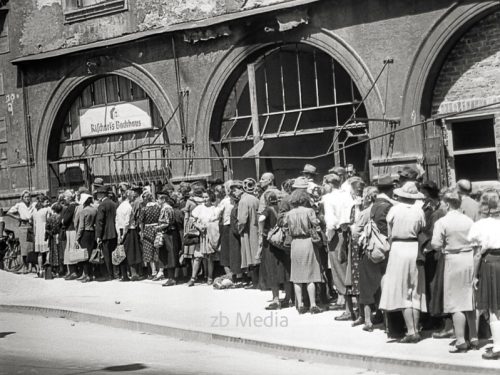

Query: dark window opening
left=452, top=118, right=495, bottom=151
left=454, top=152, right=497, bottom=181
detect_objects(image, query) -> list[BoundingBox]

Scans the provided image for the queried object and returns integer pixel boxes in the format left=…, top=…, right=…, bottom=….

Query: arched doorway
left=209, top=43, right=369, bottom=183
left=47, top=74, right=171, bottom=195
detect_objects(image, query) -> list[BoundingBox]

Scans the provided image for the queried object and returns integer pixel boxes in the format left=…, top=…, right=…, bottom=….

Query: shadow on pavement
left=0, top=331, right=15, bottom=338
left=100, top=363, right=148, bottom=372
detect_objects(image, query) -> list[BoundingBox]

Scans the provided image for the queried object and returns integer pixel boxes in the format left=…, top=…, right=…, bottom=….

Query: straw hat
left=393, top=181, right=424, bottom=200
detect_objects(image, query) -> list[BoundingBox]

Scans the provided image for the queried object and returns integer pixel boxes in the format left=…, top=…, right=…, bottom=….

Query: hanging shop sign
left=79, top=99, right=152, bottom=138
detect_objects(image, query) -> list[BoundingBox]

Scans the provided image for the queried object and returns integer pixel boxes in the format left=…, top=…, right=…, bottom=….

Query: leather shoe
left=265, top=301, right=280, bottom=310
left=162, top=279, right=176, bottom=287
left=363, top=324, right=374, bottom=332
left=298, top=306, right=308, bottom=315
left=310, top=306, right=323, bottom=315
left=399, top=333, right=421, bottom=344
left=482, top=348, right=500, bottom=360
left=65, top=273, right=78, bottom=280
left=119, top=277, right=130, bottom=282
left=449, top=342, right=469, bottom=353
left=334, top=312, right=353, bottom=321
left=351, top=317, right=365, bottom=327
left=432, top=329, right=454, bottom=339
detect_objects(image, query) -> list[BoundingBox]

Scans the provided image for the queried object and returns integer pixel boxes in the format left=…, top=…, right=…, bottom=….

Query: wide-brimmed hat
left=292, top=176, right=309, bottom=189
left=79, top=193, right=92, bottom=206
left=398, top=166, right=419, bottom=180
left=302, top=164, right=317, bottom=175
left=393, top=181, right=424, bottom=200
left=93, top=177, right=104, bottom=187
left=373, top=174, right=394, bottom=187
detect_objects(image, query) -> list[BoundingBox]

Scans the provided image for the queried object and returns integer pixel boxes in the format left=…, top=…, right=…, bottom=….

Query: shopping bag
left=111, top=244, right=126, bottom=266
left=89, top=246, right=105, bottom=265
left=68, top=245, right=88, bottom=263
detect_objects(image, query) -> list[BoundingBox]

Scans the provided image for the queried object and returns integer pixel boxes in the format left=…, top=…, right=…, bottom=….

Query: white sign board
left=79, top=99, right=152, bottom=138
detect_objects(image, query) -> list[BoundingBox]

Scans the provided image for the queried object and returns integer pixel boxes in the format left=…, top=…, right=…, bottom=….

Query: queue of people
left=1, top=164, right=500, bottom=360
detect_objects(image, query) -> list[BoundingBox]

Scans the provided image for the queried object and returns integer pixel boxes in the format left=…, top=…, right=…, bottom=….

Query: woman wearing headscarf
left=469, top=189, right=500, bottom=360
left=6, top=190, right=35, bottom=274
left=285, top=189, right=323, bottom=314
left=379, top=181, right=427, bottom=343
left=33, top=195, right=51, bottom=277
left=75, top=193, right=97, bottom=283
left=431, top=188, right=477, bottom=353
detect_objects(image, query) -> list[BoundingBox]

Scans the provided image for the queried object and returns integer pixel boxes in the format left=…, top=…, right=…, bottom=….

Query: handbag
left=111, top=244, right=126, bottom=266
left=267, top=225, right=289, bottom=251
left=363, top=219, right=390, bottom=264
left=183, top=217, right=200, bottom=246
left=69, top=245, right=89, bottom=263
left=89, top=246, right=105, bottom=265
left=153, top=232, right=164, bottom=248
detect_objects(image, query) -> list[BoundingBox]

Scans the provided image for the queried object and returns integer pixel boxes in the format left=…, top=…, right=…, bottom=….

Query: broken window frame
left=444, top=113, right=498, bottom=182
left=211, top=43, right=368, bottom=177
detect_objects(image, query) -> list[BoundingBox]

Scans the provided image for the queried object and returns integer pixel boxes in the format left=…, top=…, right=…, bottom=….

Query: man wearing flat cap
left=95, top=186, right=118, bottom=280
left=456, top=179, right=480, bottom=221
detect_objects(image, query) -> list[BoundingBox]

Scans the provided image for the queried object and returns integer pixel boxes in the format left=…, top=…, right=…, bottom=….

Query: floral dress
left=140, top=202, right=162, bottom=263
left=45, top=213, right=62, bottom=267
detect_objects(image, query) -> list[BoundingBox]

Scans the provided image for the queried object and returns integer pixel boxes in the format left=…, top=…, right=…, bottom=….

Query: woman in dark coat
left=229, top=182, right=243, bottom=281
left=259, top=192, right=290, bottom=309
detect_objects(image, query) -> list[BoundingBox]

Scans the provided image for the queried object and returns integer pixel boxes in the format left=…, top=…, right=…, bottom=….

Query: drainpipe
left=20, top=66, right=33, bottom=191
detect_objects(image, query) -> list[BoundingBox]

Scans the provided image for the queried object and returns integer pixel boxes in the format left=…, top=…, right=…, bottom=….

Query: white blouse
left=468, top=217, right=500, bottom=251
left=8, top=201, right=35, bottom=221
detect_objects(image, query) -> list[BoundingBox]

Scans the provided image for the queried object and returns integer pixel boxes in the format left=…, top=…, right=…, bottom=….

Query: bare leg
left=207, top=258, right=214, bottom=281
left=403, top=308, right=420, bottom=336
left=452, top=312, right=467, bottom=345
left=191, top=258, right=201, bottom=280
left=294, top=283, right=303, bottom=308
left=364, top=305, right=373, bottom=326
left=307, top=282, right=317, bottom=308
left=464, top=311, right=478, bottom=343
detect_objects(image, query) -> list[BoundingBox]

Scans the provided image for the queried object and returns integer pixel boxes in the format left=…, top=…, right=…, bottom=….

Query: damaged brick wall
left=17, top=0, right=295, bottom=56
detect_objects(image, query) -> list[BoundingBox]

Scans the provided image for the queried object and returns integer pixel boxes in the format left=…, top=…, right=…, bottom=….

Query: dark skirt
left=261, top=238, right=290, bottom=289
left=429, top=253, right=445, bottom=316
left=229, top=229, right=242, bottom=275
left=346, top=244, right=361, bottom=296
left=48, top=237, right=62, bottom=267
left=359, top=253, right=387, bottom=305
left=477, top=253, right=500, bottom=311
left=78, top=230, right=95, bottom=262
left=124, top=229, right=142, bottom=265
left=159, top=229, right=181, bottom=269
left=219, top=225, right=231, bottom=267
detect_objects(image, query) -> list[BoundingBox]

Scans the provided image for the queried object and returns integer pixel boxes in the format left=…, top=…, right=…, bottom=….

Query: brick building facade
left=0, top=0, right=498, bottom=205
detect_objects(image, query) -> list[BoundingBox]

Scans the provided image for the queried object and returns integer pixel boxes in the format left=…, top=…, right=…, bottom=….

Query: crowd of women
left=1, top=163, right=500, bottom=360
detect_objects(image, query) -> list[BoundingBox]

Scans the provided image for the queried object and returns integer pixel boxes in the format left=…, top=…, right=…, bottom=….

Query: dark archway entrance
left=209, top=43, right=369, bottom=184
left=47, top=74, right=170, bottom=195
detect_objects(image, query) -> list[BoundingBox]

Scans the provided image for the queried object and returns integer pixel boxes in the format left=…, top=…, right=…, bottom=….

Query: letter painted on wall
left=79, top=99, right=152, bottom=138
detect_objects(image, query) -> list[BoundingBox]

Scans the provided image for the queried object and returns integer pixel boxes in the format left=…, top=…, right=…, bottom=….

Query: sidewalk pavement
left=1, top=270, right=499, bottom=375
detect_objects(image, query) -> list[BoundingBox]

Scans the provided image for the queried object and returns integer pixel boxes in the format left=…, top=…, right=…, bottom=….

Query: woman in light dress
left=33, top=195, right=51, bottom=277
left=379, top=181, right=427, bottom=343
left=430, top=188, right=477, bottom=353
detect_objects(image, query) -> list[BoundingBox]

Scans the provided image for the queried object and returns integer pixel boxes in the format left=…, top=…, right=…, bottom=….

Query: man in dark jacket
left=95, top=186, right=118, bottom=280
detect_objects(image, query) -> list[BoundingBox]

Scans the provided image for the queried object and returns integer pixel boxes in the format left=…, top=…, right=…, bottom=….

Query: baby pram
left=1, top=229, right=21, bottom=272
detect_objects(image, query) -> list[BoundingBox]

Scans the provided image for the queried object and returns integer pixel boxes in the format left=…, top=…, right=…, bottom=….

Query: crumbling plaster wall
left=18, top=0, right=293, bottom=56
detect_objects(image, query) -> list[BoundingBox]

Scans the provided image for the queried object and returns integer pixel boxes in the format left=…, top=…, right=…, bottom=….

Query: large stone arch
left=194, top=24, right=385, bottom=174
left=35, top=56, right=181, bottom=190
left=401, top=1, right=500, bottom=125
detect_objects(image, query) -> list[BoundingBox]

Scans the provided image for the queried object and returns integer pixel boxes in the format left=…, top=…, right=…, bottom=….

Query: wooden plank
left=247, top=63, right=261, bottom=177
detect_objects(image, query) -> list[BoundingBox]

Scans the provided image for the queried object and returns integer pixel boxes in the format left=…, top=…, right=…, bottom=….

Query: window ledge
left=64, top=0, right=127, bottom=24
